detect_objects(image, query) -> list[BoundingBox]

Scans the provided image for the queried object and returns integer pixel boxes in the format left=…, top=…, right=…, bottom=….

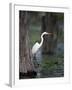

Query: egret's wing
left=32, top=42, right=40, bottom=54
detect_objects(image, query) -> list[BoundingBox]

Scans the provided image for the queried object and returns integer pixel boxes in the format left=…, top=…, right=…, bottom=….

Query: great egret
left=32, top=32, right=52, bottom=55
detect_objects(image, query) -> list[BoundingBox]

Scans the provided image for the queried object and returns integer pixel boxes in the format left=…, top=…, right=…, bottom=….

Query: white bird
left=32, top=32, right=52, bottom=55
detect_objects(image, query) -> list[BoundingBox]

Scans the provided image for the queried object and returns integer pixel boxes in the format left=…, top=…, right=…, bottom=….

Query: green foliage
left=40, top=54, right=64, bottom=76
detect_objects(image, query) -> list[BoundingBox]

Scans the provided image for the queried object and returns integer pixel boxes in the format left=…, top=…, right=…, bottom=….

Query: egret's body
left=32, top=42, right=40, bottom=54
left=32, top=32, right=52, bottom=55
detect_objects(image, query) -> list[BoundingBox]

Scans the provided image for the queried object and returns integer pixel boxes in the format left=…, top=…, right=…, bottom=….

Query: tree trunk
left=41, top=13, right=58, bottom=54
left=19, top=11, right=35, bottom=74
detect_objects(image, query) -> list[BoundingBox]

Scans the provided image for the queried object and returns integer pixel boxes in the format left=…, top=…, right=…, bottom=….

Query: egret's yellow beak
left=47, top=33, right=53, bottom=35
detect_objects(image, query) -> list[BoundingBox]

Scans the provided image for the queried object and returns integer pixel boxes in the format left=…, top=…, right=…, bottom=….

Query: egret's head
left=43, top=32, right=48, bottom=35
left=41, top=32, right=52, bottom=37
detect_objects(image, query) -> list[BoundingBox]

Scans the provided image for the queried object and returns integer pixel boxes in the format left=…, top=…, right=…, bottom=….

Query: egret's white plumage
left=32, top=32, right=52, bottom=55
left=32, top=42, right=40, bottom=54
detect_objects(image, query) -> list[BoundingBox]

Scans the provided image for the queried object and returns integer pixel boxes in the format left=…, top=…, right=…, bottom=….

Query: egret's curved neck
left=39, top=32, right=51, bottom=47
left=39, top=34, right=44, bottom=47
